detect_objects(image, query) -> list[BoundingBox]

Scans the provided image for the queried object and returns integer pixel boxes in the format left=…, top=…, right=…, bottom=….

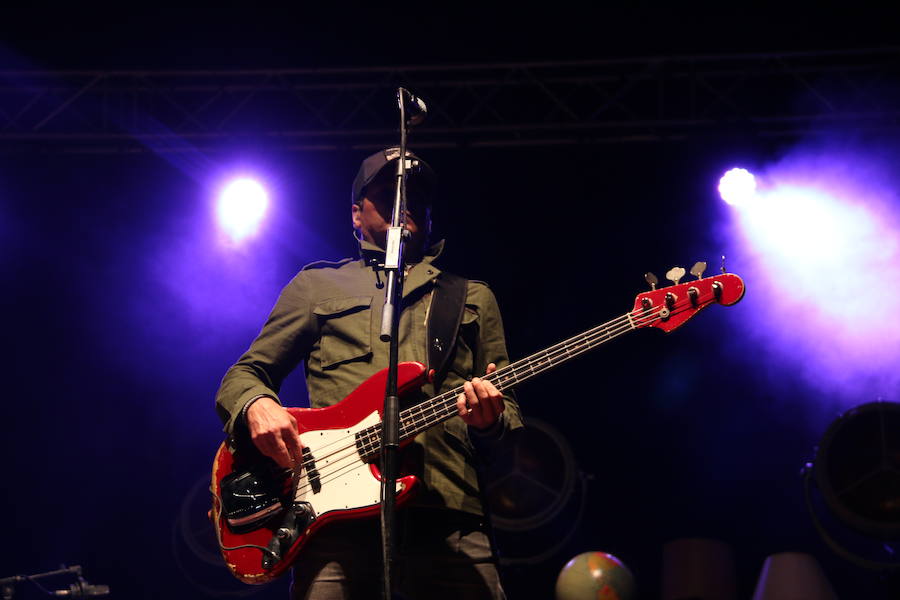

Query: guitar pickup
left=302, top=447, right=322, bottom=494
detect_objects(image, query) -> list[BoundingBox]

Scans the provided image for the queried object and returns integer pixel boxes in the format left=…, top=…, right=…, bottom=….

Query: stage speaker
left=804, top=400, right=900, bottom=569
left=482, top=417, right=588, bottom=565
left=172, top=476, right=271, bottom=597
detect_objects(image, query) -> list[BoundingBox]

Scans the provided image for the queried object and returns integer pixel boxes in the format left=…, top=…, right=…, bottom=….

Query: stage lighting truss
left=0, top=48, right=898, bottom=153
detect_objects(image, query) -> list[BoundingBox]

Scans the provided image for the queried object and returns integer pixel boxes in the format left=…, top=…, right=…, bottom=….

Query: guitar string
left=300, top=288, right=694, bottom=467
left=290, top=306, right=643, bottom=471
left=290, top=298, right=660, bottom=467
left=290, top=289, right=717, bottom=496
left=280, top=312, right=630, bottom=473
left=382, top=281, right=730, bottom=441
left=287, top=291, right=717, bottom=500
left=289, top=314, right=644, bottom=496
left=355, top=300, right=669, bottom=455
left=289, top=298, right=687, bottom=499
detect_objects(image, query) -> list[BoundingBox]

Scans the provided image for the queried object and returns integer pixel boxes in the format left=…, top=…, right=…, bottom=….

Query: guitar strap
left=426, top=271, right=468, bottom=393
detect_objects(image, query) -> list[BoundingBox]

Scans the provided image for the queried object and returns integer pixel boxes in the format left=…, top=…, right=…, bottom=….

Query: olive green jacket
left=215, top=239, right=524, bottom=515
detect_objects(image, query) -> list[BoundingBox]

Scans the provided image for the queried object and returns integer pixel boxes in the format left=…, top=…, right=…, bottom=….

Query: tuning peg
left=665, top=266, right=686, bottom=286
left=644, top=272, right=659, bottom=290
left=720, top=254, right=727, bottom=274
left=690, top=261, right=707, bottom=279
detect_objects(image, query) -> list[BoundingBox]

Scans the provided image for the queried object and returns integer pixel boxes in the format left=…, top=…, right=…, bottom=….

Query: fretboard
left=355, top=309, right=641, bottom=459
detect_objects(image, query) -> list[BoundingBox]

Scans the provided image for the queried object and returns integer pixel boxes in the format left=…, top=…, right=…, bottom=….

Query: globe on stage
left=555, top=551, right=636, bottom=600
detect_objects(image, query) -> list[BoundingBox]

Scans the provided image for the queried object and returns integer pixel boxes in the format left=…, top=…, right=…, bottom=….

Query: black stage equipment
left=804, top=400, right=900, bottom=570
left=0, top=565, right=109, bottom=599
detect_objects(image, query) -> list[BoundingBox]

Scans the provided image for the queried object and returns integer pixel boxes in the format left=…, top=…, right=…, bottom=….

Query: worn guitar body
left=211, top=362, right=429, bottom=584
left=212, top=270, right=746, bottom=584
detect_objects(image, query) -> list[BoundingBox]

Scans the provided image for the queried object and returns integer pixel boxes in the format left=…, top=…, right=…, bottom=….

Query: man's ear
left=351, top=202, right=362, bottom=230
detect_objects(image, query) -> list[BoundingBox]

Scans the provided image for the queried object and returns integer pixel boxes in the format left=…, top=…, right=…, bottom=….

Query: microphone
left=52, top=581, right=110, bottom=597
left=398, top=88, right=427, bottom=126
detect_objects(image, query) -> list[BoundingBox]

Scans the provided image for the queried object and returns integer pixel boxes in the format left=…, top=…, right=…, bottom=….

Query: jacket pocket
left=313, top=295, right=373, bottom=369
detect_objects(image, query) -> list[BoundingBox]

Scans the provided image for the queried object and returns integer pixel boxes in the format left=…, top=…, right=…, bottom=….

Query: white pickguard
left=295, top=411, right=398, bottom=517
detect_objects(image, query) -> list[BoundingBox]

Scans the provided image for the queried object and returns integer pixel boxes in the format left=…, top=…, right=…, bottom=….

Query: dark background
left=2, top=3, right=899, bottom=599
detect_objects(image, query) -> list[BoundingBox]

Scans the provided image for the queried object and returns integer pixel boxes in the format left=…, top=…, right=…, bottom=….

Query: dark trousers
left=291, top=508, right=507, bottom=600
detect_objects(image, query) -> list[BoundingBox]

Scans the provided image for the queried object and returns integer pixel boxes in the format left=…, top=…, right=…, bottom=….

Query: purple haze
left=725, top=144, right=900, bottom=413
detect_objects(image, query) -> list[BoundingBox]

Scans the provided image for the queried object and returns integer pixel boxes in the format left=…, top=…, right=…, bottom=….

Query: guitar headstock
left=632, top=267, right=745, bottom=333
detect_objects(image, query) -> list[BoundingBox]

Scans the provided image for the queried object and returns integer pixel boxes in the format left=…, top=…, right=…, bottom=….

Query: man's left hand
left=457, top=363, right=505, bottom=430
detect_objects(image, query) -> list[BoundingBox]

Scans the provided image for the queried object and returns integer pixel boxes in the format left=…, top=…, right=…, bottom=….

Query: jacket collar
left=357, top=238, right=445, bottom=269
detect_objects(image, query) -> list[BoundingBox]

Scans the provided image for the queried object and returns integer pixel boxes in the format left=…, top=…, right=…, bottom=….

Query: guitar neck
left=355, top=272, right=744, bottom=457
left=396, top=309, right=638, bottom=442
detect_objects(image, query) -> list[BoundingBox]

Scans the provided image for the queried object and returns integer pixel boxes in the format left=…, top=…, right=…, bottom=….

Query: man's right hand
left=245, top=397, right=304, bottom=469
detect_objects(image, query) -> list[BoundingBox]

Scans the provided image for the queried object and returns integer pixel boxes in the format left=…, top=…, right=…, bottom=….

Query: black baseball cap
left=351, top=147, right=436, bottom=205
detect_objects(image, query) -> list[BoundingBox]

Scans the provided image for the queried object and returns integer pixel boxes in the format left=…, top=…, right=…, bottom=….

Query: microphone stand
left=1, top=565, right=81, bottom=599
left=378, top=87, right=422, bottom=600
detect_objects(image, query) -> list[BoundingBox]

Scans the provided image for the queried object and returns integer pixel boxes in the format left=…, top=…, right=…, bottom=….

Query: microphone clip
left=398, top=88, right=427, bottom=127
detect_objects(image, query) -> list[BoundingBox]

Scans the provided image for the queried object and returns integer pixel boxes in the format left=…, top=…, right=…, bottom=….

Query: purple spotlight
left=217, top=178, right=269, bottom=242
left=725, top=148, right=900, bottom=412
left=718, top=168, right=757, bottom=206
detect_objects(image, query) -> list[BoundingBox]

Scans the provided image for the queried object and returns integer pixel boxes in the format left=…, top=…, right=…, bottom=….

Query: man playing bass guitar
left=215, top=147, right=524, bottom=599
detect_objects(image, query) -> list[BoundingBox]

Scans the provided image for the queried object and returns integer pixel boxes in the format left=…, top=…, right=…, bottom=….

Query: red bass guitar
left=211, top=269, right=745, bottom=583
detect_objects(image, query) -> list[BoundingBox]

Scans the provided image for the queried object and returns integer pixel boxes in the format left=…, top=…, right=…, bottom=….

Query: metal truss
left=1, top=47, right=899, bottom=153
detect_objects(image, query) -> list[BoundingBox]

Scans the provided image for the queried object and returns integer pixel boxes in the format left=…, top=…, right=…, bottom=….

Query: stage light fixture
left=216, top=178, right=269, bottom=242
left=804, top=401, right=900, bottom=570
left=483, top=418, right=587, bottom=566
left=718, top=168, right=757, bottom=206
